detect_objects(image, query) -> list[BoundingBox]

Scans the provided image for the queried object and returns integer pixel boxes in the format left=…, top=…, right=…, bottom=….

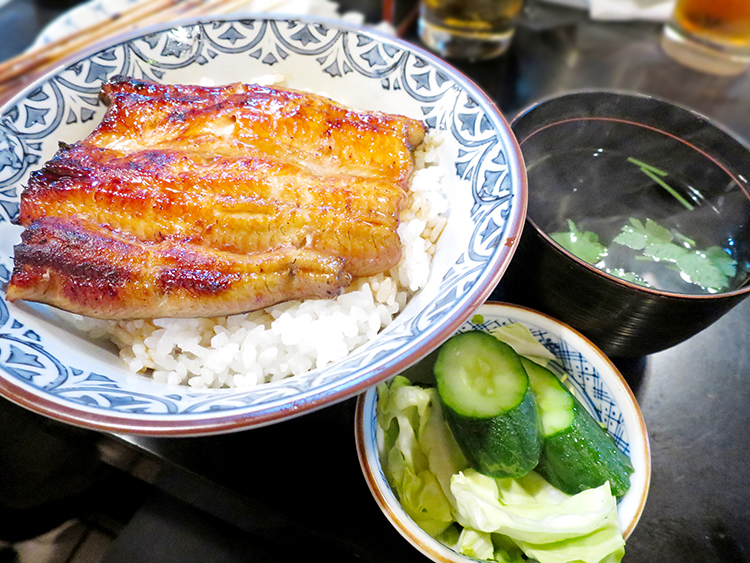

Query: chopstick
left=396, top=4, right=419, bottom=37
left=180, top=0, right=261, bottom=18
left=382, top=0, right=419, bottom=38
left=0, top=0, right=182, bottom=85
left=382, top=0, right=396, bottom=25
left=0, top=0, right=251, bottom=96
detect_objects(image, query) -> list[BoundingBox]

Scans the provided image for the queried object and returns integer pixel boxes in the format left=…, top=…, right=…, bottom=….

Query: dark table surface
left=1, top=0, right=749, bottom=561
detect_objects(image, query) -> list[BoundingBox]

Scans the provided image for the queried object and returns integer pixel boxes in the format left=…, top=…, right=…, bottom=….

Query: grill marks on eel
left=10, top=218, right=346, bottom=319
left=6, top=76, right=426, bottom=319
left=21, top=145, right=407, bottom=277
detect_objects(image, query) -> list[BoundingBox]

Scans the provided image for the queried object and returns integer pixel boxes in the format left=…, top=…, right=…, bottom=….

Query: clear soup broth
left=522, top=119, right=750, bottom=295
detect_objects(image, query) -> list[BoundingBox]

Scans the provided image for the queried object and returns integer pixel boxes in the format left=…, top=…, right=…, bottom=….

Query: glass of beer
left=418, top=0, right=526, bottom=61
left=661, top=0, right=750, bottom=75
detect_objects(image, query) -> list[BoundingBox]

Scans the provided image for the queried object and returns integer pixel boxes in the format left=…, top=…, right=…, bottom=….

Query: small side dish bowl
left=499, top=91, right=750, bottom=357
left=0, top=16, right=526, bottom=435
left=355, top=301, right=651, bottom=562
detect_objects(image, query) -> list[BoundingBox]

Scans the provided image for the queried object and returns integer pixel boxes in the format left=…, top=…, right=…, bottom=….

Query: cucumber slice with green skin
left=434, top=331, right=542, bottom=478
left=522, top=357, right=635, bottom=497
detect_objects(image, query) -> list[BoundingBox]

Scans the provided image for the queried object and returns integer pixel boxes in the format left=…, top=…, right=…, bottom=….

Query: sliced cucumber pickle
left=522, top=357, right=634, bottom=497
left=434, top=331, right=542, bottom=478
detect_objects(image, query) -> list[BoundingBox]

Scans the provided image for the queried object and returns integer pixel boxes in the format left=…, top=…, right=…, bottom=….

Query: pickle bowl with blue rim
left=497, top=90, right=750, bottom=358
left=354, top=301, right=651, bottom=563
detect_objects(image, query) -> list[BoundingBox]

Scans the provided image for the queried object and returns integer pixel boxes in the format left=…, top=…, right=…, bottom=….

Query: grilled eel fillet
left=6, top=76, right=426, bottom=319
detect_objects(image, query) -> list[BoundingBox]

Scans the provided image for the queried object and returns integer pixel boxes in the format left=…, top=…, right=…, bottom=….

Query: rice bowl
left=0, top=16, right=526, bottom=435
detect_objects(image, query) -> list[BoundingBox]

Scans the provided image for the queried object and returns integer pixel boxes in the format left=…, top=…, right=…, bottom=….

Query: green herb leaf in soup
left=553, top=214, right=737, bottom=293
left=675, top=251, right=734, bottom=293
left=613, top=218, right=672, bottom=250
left=550, top=220, right=607, bottom=265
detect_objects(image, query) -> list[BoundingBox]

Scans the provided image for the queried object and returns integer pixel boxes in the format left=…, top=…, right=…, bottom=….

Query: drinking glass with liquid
left=661, top=0, right=750, bottom=75
left=419, top=0, right=526, bottom=61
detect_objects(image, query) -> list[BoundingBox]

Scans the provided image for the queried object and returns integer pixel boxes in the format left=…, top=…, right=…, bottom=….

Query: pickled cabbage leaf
left=451, top=469, right=624, bottom=562
left=490, top=323, right=557, bottom=369
left=457, top=528, right=495, bottom=560
left=376, top=376, right=467, bottom=536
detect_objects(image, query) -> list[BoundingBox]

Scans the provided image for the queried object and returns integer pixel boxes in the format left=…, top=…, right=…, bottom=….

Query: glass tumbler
left=661, top=0, right=750, bottom=75
left=418, top=0, right=526, bottom=61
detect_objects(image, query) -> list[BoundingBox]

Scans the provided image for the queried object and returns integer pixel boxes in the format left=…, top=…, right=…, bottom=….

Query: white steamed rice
left=69, top=125, right=450, bottom=389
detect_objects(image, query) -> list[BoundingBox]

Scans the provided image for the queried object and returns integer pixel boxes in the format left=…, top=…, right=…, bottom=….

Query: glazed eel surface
left=6, top=76, right=426, bottom=319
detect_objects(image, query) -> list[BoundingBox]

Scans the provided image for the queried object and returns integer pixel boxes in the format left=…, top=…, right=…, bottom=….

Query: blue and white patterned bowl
left=355, top=302, right=651, bottom=561
left=0, top=17, right=526, bottom=435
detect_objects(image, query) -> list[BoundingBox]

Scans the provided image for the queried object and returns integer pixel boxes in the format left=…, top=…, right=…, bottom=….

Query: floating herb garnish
left=551, top=217, right=737, bottom=292
left=626, top=157, right=668, bottom=177
left=550, top=219, right=607, bottom=265
left=548, top=157, right=736, bottom=292
left=627, top=157, right=694, bottom=211
left=613, top=218, right=734, bottom=290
